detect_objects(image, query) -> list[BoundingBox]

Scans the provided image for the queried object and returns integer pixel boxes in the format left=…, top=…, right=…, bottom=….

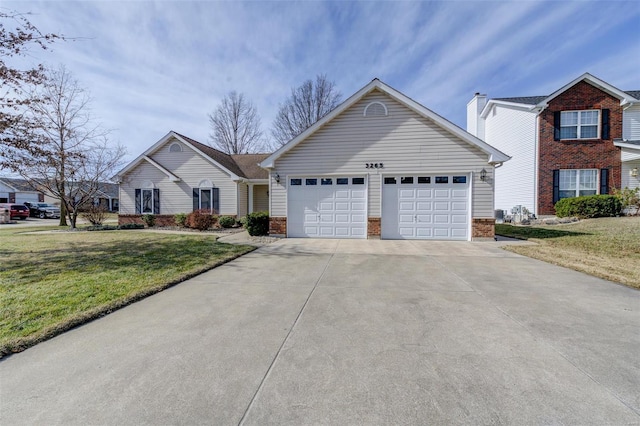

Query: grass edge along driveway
left=0, top=229, right=255, bottom=357
left=496, top=217, right=640, bottom=289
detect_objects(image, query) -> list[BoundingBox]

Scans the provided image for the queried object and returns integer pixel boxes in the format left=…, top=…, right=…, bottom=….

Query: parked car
left=24, top=202, right=61, bottom=219
left=0, top=203, right=30, bottom=220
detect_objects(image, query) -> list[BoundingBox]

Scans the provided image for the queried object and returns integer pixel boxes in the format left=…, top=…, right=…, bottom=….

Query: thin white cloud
left=3, top=0, right=639, bottom=162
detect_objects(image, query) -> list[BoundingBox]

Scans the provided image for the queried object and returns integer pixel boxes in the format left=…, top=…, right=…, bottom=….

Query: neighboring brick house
left=467, top=73, right=640, bottom=216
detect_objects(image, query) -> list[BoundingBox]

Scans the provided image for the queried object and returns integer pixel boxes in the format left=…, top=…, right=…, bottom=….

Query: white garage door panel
left=15, top=193, right=39, bottom=204
left=382, top=174, right=470, bottom=240
left=288, top=177, right=367, bottom=239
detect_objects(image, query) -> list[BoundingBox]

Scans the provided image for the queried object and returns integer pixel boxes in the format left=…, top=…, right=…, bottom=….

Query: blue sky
left=5, top=0, right=640, bottom=162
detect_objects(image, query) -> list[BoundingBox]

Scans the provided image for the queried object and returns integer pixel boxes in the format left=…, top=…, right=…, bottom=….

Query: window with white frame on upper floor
left=559, top=110, right=599, bottom=139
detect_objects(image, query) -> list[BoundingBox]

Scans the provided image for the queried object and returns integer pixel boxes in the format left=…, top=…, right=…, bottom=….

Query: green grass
left=496, top=217, right=640, bottom=289
left=0, top=228, right=255, bottom=356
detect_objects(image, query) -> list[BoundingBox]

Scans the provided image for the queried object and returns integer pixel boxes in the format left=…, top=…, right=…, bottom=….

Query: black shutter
left=601, top=109, right=610, bottom=140
left=600, top=169, right=609, bottom=194
left=153, top=189, right=160, bottom=214
left=212, top=188, right=220, bottom=214
left=135, top=189, right=141, bottom=214
left=193, top=188, right=199, bottom=211
left=553, top=111, right=561, bottom=141
left=552, top=170, right=560, bottom=204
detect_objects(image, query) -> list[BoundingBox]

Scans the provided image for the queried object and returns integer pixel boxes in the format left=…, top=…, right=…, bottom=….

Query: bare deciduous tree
left=208, top=91, right=264, bottom=154
left=0, top=11, right=63, bottom=161
left=3, top=65, right=126, bottom=229
left=271, top=74, right=342, bottom=147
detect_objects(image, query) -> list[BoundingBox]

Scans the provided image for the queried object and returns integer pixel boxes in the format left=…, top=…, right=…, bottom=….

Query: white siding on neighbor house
left=120, top=137, right=238, bottom=215
left=483, top=104, right=538, bottom=215
left=466, top=94, right=487, bottom=139
left=270, top=90, right=494, bottom=219
left=621, top=160, right=640, bottom=190
left=623, top=105, right=640, bottom=141
left=253, top=185, right=269, bottom=213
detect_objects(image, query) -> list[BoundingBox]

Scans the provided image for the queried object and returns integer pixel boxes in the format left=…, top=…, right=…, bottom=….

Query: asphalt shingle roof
left=493, top=96, right=548, bottom=105
left=493, top=90, right=640, bottom=105
left=0, top=178, right=39, bottom=192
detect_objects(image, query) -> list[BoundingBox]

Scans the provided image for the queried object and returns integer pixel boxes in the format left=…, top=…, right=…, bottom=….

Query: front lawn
left=496, top=217, right=640, bottom=289
left=0, top=228, right=254, bottom=356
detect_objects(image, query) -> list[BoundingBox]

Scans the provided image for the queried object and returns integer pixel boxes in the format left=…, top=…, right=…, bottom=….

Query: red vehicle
left=0, top=203, right=30, bottom=220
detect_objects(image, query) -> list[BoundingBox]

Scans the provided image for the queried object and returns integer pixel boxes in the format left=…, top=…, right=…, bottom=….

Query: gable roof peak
left=536, top=72, right=639, bottom=108
left=260, top=78, right=510, bottom=169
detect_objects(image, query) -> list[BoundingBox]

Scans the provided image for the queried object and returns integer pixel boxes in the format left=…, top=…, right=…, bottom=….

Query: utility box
left=0, top=208, right=9, bottom=224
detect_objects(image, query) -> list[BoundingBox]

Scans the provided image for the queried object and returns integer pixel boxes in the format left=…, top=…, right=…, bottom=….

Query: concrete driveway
left=1, top=239, right=638, bottom=425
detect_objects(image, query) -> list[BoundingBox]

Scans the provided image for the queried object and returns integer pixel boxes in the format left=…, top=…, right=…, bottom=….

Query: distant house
left=92, top=182, right=119, bottom=212
left=0, top=178, right=45, bottom=204
left=114, top=131, right=270, bottom=225
left=467, top=73, right=640, bottom=216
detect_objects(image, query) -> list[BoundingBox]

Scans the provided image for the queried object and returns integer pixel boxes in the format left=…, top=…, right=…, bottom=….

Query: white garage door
left=15, top=193, right=39, bottom=204
left=382, top=174, right=469, bottom=240
left=288, top=176, right=367, bottom=238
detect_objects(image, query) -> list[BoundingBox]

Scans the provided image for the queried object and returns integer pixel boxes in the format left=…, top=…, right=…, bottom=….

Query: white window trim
left=560, top=109, right=600, bottom=140
left=559, top=169, right=599, bottom=199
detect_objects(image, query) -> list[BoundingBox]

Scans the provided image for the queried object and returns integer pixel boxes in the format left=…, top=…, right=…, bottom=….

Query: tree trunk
left=59, top=202, right=68, bottom=226
left=70, top=209, right=78, bottom=229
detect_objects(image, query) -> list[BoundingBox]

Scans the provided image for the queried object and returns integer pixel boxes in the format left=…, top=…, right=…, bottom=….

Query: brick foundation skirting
left=269, top=216, right=287, bottom=235
left=118, top=214, right=176, bottom=227
left=367, top=217, right=381, bottom=238
left=472, top=218, right=495, bottom=239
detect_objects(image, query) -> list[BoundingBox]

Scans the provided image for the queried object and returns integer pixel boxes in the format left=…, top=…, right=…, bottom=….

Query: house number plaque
left=365, top=163, right=384, bottom=169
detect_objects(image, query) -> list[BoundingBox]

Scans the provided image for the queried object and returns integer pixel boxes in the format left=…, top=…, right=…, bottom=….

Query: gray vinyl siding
left=237, top=183, right=248, bottom=217
left=253, top=185, right=269, bottom=213
left=120, top=137, right=238, bottom=215
left=270, top=90, right=493, bottom=218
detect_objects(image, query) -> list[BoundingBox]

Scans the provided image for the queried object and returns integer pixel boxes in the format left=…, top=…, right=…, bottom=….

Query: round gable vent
left=364, top=101, right=388, bottom=117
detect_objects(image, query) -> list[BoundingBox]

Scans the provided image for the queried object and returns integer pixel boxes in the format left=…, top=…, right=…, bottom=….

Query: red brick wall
left=367, top=217, right=381, bottom=238
left=118, top=214, right=176, bottom=227
left=472, top=218, right=495, bottom=239
left=538, top=81, right=622, bottom=215
left=269, top=217, right=287, bottom=235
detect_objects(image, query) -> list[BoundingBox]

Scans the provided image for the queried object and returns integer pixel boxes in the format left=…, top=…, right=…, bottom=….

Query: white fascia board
left=171, top=133, right=240, bottom=180
left=377, top=82, right=511, bottom=164
left=0, top=178, right=18, bottom=191
left=260, top=79, right=511, bottom=168
left=114, top=131, right=240, bottom=182
left=535, top=72, right=637, bottom=109
left=141, top=156, right=181, bottom=182
left=479, top=100, right=537, bottom=119
left=259, top=79, right=384, bottom=169
left=614, top=141, right=640, bottom=151
left=114, top=131, right=177, bottom=179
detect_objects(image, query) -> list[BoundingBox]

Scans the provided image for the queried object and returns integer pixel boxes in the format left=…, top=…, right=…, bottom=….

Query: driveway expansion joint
left=237, top=241, right=338, bottom=425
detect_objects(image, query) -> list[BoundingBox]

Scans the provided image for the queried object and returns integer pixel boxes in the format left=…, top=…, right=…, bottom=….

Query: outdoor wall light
left=274, top=173, right=281, bottom=183
left=480, top=168, right=487, bottom=182
left=631, top=167, right=639, bottom=178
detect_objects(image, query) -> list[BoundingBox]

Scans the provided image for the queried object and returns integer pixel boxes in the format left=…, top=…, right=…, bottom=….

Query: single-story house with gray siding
left=259, top=78, right=510, bottom=240
left=115, top=132, right=269, bottom=225
left=0, top=178, right=45, bottom=204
